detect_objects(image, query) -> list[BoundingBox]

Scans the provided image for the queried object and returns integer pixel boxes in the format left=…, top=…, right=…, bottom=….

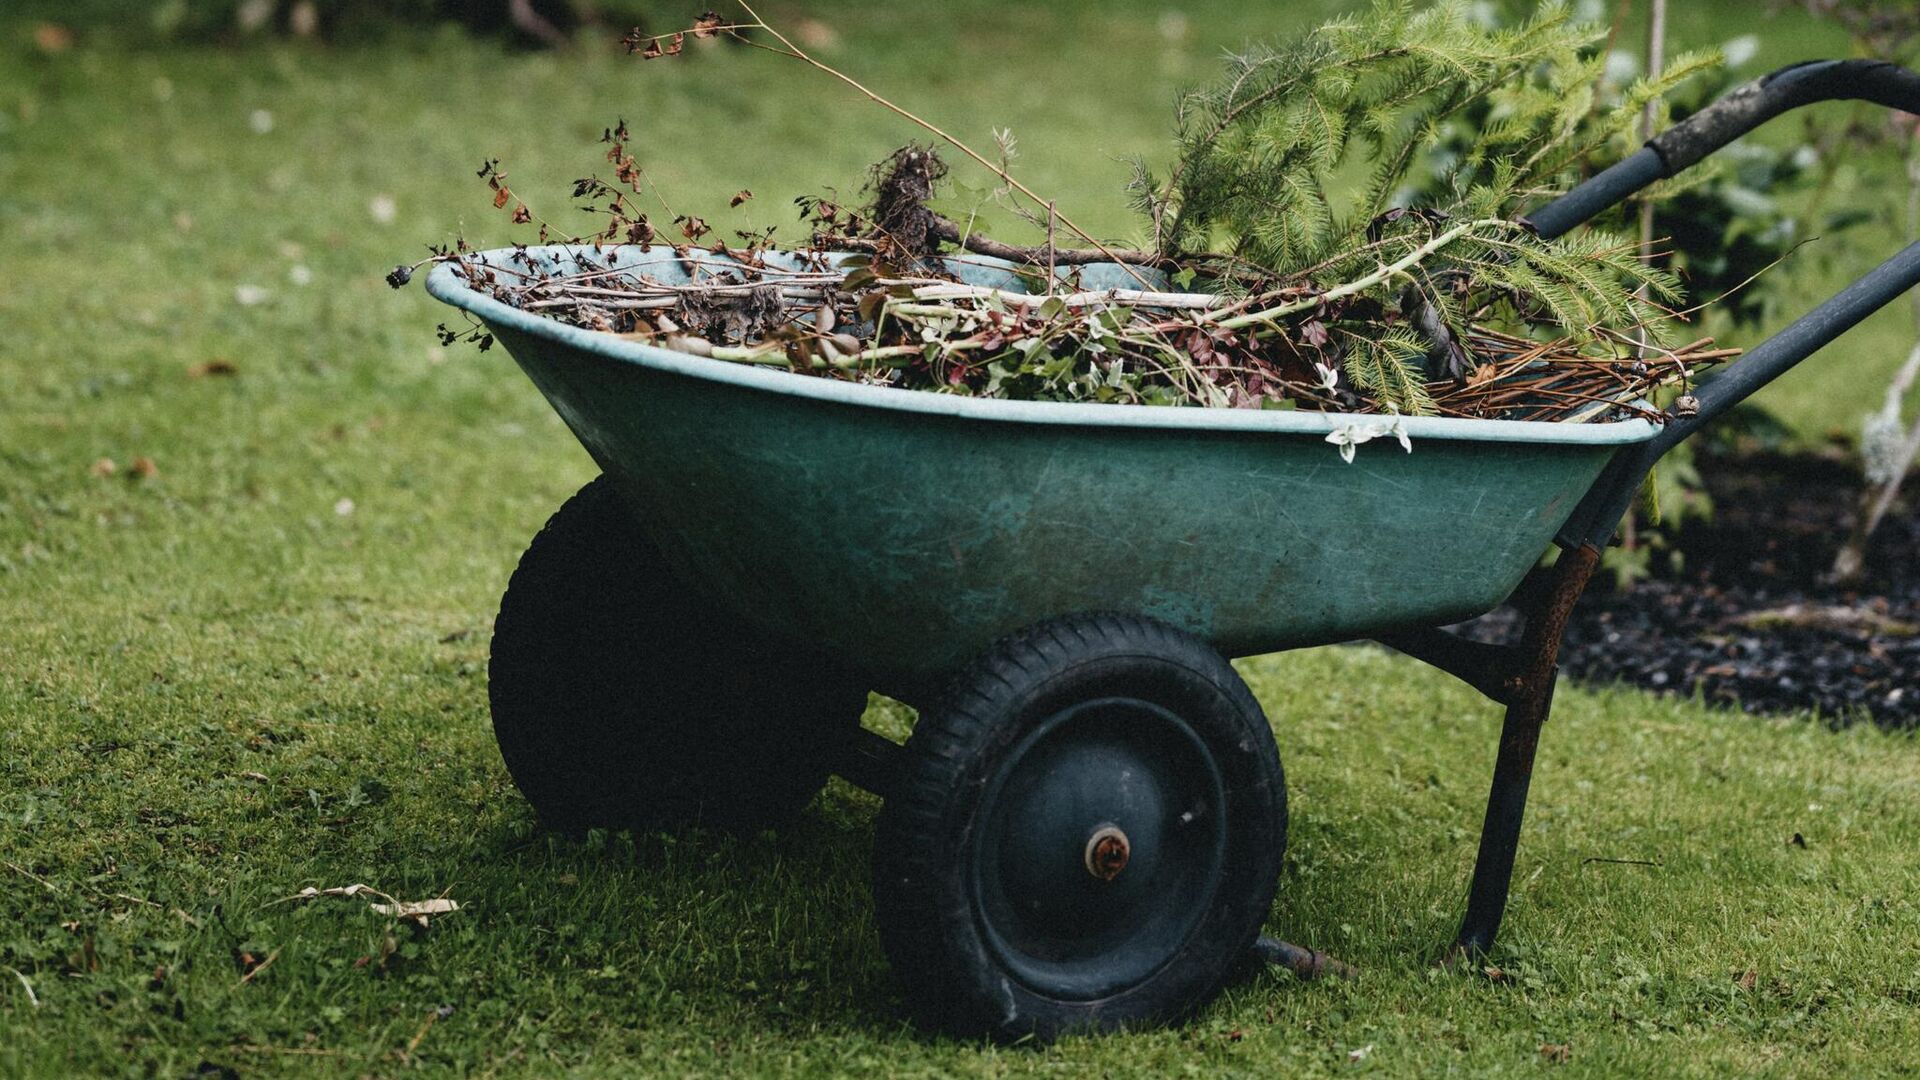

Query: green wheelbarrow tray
left=425, top=58, right=1920, bottom=1038
left=428, top=246, right=1655, bottom=695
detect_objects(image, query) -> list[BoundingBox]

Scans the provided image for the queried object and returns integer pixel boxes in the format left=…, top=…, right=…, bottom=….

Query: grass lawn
left=3, top=2, right=1919, bottom=1075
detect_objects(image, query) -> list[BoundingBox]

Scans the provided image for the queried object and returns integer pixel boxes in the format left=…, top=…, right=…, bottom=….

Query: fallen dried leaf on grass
left=370, top=898, right=460, bottom=919
left=282, top=883, right=461, bottom=926
left=1539, top=1043, right=1571, bottom=1064
left=290, top=883, right=380, bottom=901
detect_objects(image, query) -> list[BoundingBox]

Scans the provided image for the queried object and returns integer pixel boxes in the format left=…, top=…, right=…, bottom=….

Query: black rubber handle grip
left=1528, top=59, right=1920, bottom=239
left=1649, top=59, right=1920, bottom=174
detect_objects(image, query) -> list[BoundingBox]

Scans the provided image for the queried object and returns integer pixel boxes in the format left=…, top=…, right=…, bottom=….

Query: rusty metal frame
left=1376, top=542, right=1602, bottom=957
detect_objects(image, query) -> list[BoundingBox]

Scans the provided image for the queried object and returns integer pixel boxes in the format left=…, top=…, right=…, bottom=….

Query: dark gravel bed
left=1461, top=445, right=1920, bottom=729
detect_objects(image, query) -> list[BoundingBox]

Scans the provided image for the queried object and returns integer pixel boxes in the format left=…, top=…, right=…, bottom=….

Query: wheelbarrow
left=425, top=60, right=1920, bottom=1039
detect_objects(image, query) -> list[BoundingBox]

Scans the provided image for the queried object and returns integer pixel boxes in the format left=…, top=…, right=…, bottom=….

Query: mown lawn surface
left=2, top=3, right=1918, bottom=1076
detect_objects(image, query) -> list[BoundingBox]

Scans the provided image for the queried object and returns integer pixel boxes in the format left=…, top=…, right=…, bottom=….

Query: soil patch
left=1462, top=445, right=1920, bottom=729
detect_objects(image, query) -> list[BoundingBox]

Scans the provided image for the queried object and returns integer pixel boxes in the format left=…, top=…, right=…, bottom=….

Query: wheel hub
left=971, top=697, right=1228, bottom=1001
left=1084, top=825, right=1131, bottom=882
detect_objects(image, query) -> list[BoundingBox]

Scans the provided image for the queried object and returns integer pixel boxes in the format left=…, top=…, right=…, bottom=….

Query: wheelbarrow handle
left=1539, top=59, right=1920, bottom=551
left=1527, top=60, right=1920, bottom=239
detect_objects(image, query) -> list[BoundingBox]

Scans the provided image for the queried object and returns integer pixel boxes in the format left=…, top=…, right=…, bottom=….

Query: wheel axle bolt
left=1084, top=825, right=1130, bottom=882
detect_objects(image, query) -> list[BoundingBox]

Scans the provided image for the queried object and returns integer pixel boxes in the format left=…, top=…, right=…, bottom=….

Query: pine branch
left=1150, top=0, right=1715, bottom=396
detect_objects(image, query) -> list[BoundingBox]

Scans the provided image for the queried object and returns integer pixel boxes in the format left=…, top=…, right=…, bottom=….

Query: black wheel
left=873, top=614, right=1286, bottom=1040
left=488, top=475, right=869, bottom=833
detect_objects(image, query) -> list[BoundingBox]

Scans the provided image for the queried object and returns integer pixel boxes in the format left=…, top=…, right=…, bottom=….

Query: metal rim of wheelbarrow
left=968, top=695, right=1229, bottom=1001
left=424, top=247, right=1664, bottom=448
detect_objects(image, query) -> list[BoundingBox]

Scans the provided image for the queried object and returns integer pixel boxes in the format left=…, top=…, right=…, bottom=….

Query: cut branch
left=726, top=0, right=1155, bottom=286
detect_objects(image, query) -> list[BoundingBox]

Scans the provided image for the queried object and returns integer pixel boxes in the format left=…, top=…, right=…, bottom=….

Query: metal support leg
left=1453, top=673, right=1556, bottom=955
left=1449, top=543, right=1601, bottom=959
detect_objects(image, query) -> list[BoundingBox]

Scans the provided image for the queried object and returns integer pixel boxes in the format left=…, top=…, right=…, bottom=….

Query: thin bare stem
left=1633, top=0, right=1667, bottom=364
left=728, top=1, right=1154, bottom=287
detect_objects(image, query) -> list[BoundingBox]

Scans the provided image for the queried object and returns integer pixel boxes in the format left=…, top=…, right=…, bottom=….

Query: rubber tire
left=488, top=475, right=869, bottom=834
left=872, top=614, right=1286, bottom=1041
